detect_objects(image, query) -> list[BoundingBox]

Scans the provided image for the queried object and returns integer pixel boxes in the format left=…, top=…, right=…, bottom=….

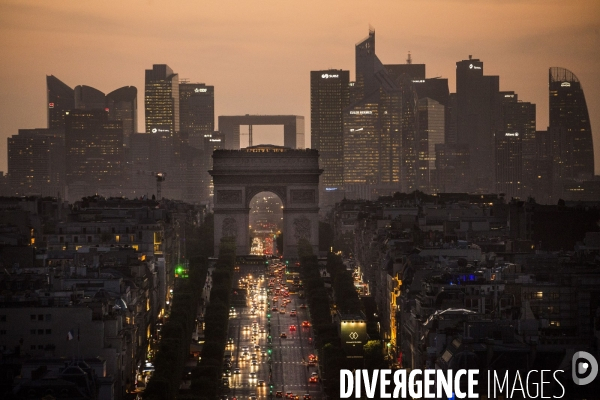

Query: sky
left=0, top=0, right=599, bottom=173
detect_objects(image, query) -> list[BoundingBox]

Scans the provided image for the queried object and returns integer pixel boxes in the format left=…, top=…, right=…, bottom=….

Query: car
left=249, top=394, right=257, bottom=400
left=272, top=306, right=278, bottom=311
left=276, top=391, right=283, bottom=398
left=279, top=308, right=285, bottom=314
left=233, top=368, right=240, bottom=374
left=300, top=304, right=306, bottom=309
left=251, top=359, right=258, bottom=366
left=309, top=372, right=318, bottom=383
left=280, top=333, right=287, bottom=338
left=249, top=372, right=257, bottom=379
left=223, top=369, right=231, bottom=377
left=257, top=380, right=265, bottom=386
left=303, top=395, right=311, bottom=400
left=289, top=325, right=296, bottom=331
left=290, top=310, right=297, bottom=317
left=302, top=320, right=310, bottom=327
left=228, top=338, right=234, bottom=344
left=285, top=392, right=294, bottom=399
left=261, top=350, right=267, bottom=357
left=260, top=327, right=266, bottom=333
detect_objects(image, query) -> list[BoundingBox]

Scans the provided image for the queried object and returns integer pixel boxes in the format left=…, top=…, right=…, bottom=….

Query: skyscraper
left=343, top=30, right=407, bottom=195
left=145, top=64, right=179, bottom=135
left=549, top=67, right=594, bottom=178
left=7, top=129, right=65, bottom=196
left=456, top=56, right=501, bottom=193
left=106, top=86, right=137, bottom=146
left=74, top=85, right=105, bottom=110
left=417, top=97, right=445, bottom=193
left=179, top=82, right=214, bottom=149
left=310, top=70, right=350, bottom=192
left=47, top=75, right=74, bottom=130
left=65, top=109, right=124, bottom=188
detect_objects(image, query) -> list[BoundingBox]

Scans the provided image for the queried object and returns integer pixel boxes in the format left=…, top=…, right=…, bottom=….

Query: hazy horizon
left=1, top=0, right=599, bottom=174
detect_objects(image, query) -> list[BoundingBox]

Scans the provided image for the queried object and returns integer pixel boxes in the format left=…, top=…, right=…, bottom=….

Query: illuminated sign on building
left=194, top=88, right=208, bottom=93
left=412, top=80, right=425, bottom=83
left=321, top=73, right=339, bottom=79
left=561, top=82, right=571, bottom=87
left=505, top=132, right=519, bottom=137
left=469, top=64, right=482, bottom=70
left=504, top=94, right=514, bottom=98
left=209, top=138, right=221, bottom=142
left=349, top=110, right=373, bottom=115
left=325, top=187, right=338, bottom=191
left=349, top=128, right=364, bottom=132
left=151, top=127, right=171, bottom=134
left=340, top=320, right=368, bottom=358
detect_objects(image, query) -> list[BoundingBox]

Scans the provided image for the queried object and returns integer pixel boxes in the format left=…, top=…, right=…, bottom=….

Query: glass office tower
left=549, top=67, right=594, bottom=178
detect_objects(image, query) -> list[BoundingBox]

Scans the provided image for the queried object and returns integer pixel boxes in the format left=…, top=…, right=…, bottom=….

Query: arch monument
left=210, top=145, right=322, bottom=258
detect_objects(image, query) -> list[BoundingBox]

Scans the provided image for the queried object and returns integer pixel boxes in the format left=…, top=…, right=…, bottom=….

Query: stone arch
left=222, top=217, right=238, bottom=238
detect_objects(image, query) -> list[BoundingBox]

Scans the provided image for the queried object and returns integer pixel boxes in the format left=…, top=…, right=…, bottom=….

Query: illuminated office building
left=310, top=69, right=350, bottom=192
left=343, top=98, right=380, bottom=186
left=179, top=82, right=214, bottom=149
left=456, top=56, right=501, bottom=193
left=549, top=67, right=594, bottom=179
left=417, top=97, right=445, bottom=193
left=145, top=64, right=179, bottom=135
left=47, top=75, right=74, bottom=130
left=65, top=109, right=124, bottom=188
left=7, top=129, right=65, bottom=196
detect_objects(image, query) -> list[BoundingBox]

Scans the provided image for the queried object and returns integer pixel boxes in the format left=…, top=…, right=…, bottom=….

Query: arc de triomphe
left=210, top=145, right=322, bottom=258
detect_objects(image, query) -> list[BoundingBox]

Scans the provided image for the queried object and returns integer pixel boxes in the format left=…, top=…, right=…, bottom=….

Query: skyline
left=1, top=0, right=599, bottom=174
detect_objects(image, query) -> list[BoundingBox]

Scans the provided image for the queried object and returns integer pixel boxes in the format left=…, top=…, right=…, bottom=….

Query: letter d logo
left=572, top=351, right=598, bottom=385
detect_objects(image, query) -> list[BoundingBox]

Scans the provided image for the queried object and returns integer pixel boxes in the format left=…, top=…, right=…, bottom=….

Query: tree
left=363, top=340, right=387, bottom=370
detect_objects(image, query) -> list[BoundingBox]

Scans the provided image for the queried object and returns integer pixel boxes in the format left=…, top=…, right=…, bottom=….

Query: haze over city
left=0, top=0, right=599, bottom=173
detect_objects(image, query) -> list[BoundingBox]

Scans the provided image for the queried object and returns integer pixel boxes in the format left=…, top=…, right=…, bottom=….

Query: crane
left=136, top=170, right=167, bottom=200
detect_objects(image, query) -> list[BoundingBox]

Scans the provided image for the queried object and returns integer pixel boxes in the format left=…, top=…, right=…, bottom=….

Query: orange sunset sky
left=0, top=0, right=599, bottom=173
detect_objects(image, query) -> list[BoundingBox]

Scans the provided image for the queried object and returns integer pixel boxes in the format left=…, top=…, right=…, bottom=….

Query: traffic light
left=267, top=313, right=271, bottom=319
left=268, top=348, right=272, bottom=355
left=285, top=260, right=289, bottom=265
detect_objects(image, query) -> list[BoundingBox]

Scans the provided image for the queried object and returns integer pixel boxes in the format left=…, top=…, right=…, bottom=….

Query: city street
left=223, top=263, right=323, bottom=400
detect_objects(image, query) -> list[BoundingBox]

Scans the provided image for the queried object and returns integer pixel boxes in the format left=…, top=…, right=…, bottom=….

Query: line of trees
left=187, top=237, right=236, bottom=400
left=298, top=239, right=347, bottom=399
left=144, top=254, right=209, bottom=400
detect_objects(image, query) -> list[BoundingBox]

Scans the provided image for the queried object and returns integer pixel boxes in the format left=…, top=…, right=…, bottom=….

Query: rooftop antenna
left=407, top=51, right=412, bottom=64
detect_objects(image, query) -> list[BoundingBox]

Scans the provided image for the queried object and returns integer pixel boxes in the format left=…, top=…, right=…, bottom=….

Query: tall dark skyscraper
left=549, top=67, right=594, bottom=178
left=145, top=64, right=179, bottom=135
left=310, top=70, right=350, bottom=192
left=74, top=85, right=105, bottom=110
left=65, top=109, right=124, bottom=188
left=106, top=86, right=137, bottom=147
left=179, top=82, right=214, bottom=149
left=47, top=75, right=74, bottom=129
left=456, top=56, right=501, bottom=193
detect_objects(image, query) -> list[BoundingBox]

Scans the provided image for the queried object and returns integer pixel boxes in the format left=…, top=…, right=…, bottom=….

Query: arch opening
left=249, top=191, right=283, bottom=256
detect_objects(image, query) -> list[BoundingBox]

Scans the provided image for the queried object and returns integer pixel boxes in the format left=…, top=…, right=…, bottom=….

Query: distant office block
left=456, top=56, right=501, bottom=193
left=65, top=110, right=124, bottom=189
left=310, top=70, right=350, bottom=192
left=549, top=67, right=594, bottom=179
left=7, top=129, right=65, bottom=196
left=47, top=75, right=74, bottom=130
left=145, top=64, right=179, bottom=135
left=180, top=82, right=214, bottom=149
left=106, top=86, right=137, bottom=147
